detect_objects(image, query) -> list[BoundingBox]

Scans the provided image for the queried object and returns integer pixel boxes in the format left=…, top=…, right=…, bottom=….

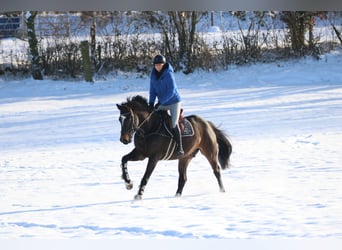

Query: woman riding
left=148, top=54, right=184, bottom=157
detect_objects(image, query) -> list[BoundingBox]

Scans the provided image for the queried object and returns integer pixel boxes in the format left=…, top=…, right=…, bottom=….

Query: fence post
left=80, top=40, right=93, bottom=82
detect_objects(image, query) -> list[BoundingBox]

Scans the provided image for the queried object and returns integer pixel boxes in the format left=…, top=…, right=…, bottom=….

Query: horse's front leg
left=121, top=148, right=145, bottom=190
left=134, top=157, right=159, bottom=200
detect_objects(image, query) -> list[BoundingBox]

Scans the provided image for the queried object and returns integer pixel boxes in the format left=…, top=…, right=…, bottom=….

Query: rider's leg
left=170, top=102, right=184, bottom=157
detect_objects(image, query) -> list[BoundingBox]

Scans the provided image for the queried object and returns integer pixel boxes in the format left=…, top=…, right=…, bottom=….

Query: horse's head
left=116, top=104, right=136, bottom=144
left=116, top=95, right=151, bottom=144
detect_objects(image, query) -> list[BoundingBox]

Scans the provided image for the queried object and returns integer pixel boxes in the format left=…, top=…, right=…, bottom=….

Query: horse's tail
left=208, top=121, right=232, bottom=169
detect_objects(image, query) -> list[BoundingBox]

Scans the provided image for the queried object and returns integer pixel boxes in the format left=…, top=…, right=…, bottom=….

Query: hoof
left=134, top=194, right=142, bottom=200
left=175, top=193, right=182, bottom=197
left=125, top=181, right=133, bottom=190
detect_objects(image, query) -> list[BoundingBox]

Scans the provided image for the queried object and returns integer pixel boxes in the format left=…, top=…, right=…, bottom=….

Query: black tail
left=208, top=121, right=232, bottom=169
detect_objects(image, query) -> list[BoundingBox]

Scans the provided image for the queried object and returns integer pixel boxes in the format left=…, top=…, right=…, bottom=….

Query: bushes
left=1, top=11, right=341, bottom=80
left=39, top=40, right=81, bottom=78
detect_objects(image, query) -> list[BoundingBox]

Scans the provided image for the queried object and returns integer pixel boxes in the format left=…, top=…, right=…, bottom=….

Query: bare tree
left=168, top=11, right=200, bottom=74
left=326, top=12, right=342, bottom=45
left=232, top=11, right=266, bottom=62
left=280, top=11, right=327, bottom=56
left=141, top=11, right=203, bottom=74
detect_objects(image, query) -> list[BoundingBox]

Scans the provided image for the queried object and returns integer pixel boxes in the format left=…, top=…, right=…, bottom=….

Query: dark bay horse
left=116, top=95, right=232, bottom=200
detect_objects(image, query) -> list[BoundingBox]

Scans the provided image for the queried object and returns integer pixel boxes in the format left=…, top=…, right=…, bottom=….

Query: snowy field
left=0, top=50, right=342, bottom=240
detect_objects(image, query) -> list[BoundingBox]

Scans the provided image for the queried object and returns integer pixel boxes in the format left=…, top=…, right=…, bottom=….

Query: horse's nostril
left=120, top=137, right=129, bottom=144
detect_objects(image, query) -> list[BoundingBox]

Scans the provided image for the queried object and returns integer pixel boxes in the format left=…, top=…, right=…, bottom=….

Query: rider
left=148, top=54, right=184, bottom=157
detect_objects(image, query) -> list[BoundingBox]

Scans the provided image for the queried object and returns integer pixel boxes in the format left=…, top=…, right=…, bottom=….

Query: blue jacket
left=149, top=63, right=181, bottom=106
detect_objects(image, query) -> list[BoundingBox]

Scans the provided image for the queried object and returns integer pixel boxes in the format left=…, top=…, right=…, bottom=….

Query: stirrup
left=175, top=151, right=184, bottom=157
left=174, top=146, right=184, bottom=157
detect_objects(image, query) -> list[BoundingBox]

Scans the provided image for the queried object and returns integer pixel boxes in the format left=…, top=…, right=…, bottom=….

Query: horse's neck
left=137, top=111, right=161, bottom=133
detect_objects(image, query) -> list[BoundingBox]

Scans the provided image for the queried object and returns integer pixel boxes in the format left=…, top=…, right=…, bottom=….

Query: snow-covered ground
left=0, top=50, right=342, bottom=239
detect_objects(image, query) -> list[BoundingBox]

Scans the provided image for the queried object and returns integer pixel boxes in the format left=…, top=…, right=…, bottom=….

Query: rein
left=135, top=110, right=155, bottom=131
left=121, top=109, right=164, bottom=137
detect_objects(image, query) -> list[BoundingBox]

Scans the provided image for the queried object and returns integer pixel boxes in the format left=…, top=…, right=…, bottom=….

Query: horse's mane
left=123, top=95, right=149, bottom=111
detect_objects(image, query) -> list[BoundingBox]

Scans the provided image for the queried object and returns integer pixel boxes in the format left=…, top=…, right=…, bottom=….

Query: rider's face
left=154, top=63, right=164, bottom=72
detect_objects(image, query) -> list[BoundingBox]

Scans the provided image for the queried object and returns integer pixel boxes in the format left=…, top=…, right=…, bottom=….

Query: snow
left=0, top=50, right=342, bottom=240
left=207, top=26, right=221, bottom=33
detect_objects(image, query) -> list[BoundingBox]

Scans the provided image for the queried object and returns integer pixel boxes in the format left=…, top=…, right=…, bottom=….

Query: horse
left=116, top=95, right=232, bottom=200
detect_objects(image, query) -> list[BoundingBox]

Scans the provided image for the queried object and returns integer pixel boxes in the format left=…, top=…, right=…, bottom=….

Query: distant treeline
left=0, top=11, right=342, bottom=80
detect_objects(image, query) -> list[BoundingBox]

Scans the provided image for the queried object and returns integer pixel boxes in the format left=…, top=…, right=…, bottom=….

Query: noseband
left=120, top=110, right=155, bottom=136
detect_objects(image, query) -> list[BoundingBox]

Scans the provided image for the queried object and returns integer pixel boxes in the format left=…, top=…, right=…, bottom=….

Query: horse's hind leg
left=214, top=166, right=226, bottom=192
left=176, top=157, right=193, bottom=196
left=201, top=147, right=225, bottom=192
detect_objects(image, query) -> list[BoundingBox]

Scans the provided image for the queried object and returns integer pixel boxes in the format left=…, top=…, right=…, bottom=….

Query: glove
left=148, top=103, right=155, bottom=112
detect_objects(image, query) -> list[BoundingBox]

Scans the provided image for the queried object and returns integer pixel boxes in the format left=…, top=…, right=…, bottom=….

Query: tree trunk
left=169, top=11, right=198, bottom=74
left=26, top=11, right=43, bottom=80
left=281, top=11, right=308, bottom=55
left=329, top=18, right=342, bottom=44
left=291, top=12, right=306, bottom=53
left=185, top=11, right=198, bottom=74
left=332, top=24, right=342, bottom=44
left=90, top=15, right=96, bottom=67
left=307, top=14, right=315, bottom=50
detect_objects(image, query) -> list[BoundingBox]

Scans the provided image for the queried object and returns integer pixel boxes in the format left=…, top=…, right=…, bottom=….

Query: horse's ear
left=116, top=104, right=121, bottom=110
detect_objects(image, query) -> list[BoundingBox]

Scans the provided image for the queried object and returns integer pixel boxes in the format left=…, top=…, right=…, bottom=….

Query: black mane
left=123, top=95, right=149, bottom=111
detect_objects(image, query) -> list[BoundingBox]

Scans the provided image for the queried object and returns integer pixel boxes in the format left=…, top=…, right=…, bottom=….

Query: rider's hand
left=148, top=103, right=155, bottom=112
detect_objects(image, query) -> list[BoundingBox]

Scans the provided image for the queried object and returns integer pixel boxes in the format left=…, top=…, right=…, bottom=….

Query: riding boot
left=172, top=125, right=184, bottom=157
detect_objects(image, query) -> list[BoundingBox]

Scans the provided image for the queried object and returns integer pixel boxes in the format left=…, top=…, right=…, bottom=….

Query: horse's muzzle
left=120, top=134, right=132, bottom=144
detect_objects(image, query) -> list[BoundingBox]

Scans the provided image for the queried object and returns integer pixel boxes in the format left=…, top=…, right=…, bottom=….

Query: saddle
left=158, top=109, right=194, bottom=137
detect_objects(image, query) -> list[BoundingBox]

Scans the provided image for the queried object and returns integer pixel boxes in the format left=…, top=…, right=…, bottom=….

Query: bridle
left=120, top=109, right=155, bottom=136
left=119, top=110, right=136, bottom=136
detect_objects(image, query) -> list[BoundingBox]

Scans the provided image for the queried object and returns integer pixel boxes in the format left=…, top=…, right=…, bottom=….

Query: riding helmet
left=153, top=54, right=166, bottom=65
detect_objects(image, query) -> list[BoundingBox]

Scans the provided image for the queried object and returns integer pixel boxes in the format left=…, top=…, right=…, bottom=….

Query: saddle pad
left=181, top=118, right=194, bottom=137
